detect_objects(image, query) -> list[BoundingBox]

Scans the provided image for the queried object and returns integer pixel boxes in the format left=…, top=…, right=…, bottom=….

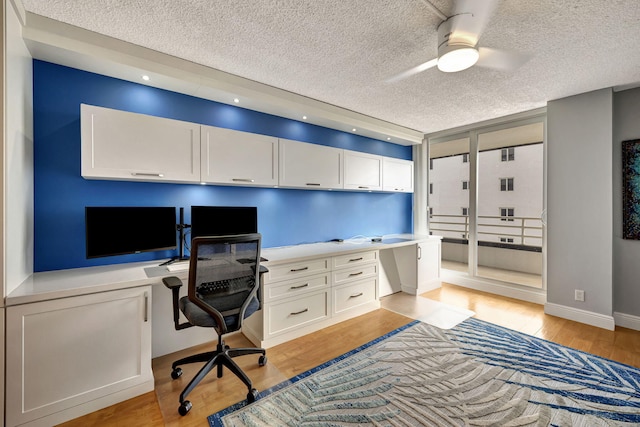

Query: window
left=500, top=237, right=514, bottom=243
left=429, top=183, right=433, bottom=194
left=500, top=178, right=514, bottom=191
left=462, top=180, right=469, bottom=190
left=500, top=207, right=514, bottom=221
left=501, top=147, right=515, bottom=161
left=462, top=207, right=468, bottom=216
left=462, top=153, right=469, bottom=163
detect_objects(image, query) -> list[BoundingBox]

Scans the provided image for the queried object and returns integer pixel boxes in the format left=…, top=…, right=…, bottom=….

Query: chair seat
left=179, top=296, right=260, bottom=330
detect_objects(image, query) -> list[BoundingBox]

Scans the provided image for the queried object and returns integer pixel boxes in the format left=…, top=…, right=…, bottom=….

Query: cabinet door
left=344, top=151, right=382, bottom=191
left=279, top=139, right=343, bottom=189
left=81, top=104, right=200, bottom=183
left=6, top=286, right=153, bottom=427
left=382, top=157, right=414, bottom=192
left=201, top=126, right=278, bottom=186
left=417, top=241, right=441, bottom=292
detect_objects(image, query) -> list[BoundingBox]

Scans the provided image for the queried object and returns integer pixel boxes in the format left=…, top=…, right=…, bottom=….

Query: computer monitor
left=85, top=206, right=177, bottom=258
left=190, top=206, right=257, bottom=240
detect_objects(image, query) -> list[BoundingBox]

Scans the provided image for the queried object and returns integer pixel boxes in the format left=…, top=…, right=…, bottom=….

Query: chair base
left=171, top=334, right=266, bottom=415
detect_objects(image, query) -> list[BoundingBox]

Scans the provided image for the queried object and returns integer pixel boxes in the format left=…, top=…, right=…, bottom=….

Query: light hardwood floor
left=58, top=283, right=640, bottom=427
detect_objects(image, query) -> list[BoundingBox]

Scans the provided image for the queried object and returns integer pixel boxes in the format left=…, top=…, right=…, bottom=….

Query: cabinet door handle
left=144, top=292, right=149, bottom=322
left=349, top=257, right=363, bottom=262
left=132, top=172, right=164, bottom=178
left=349, top=292, right=364, bottom=298
left=418, top=245, right=422, bottom=260
left=348, top=271, right=363, bottom=277
left=306, top=183, right=321, bottom=186
left=290, top=308, right=309, bottom=316
left=232, top=178, right=255, bottom=183
left=358, top=186, right=369, bottom=189
left=290, top=266, right=309, bottom=272
left=290, top=283, right=309, bottom=290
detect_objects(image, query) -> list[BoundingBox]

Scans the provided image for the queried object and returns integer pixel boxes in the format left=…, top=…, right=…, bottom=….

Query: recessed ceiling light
left=233, top=98, right=240, bottom=103
left=141, top=75, right=150, bottom=81
left=387, top=137, right=391, bottom=141
left=352, top=128, right=357, bottom=132
left=302, top=116, right=307, bottom=120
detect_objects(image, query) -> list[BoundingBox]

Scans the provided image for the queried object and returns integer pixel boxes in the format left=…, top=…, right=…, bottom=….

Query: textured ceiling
left=20, top=0, right=640, bottom=134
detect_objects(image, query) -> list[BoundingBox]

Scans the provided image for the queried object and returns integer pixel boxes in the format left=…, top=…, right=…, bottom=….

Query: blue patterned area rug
left=209, top=319, right=640, bottom=426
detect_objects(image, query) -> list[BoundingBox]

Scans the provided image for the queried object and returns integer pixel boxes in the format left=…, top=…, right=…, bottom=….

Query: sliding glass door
left=428, top=117, right=545, bottom=289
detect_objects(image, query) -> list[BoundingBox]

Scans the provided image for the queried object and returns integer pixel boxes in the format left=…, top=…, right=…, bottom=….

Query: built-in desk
left=4, top=234, right=440, bottom=427
left=245, top=234, right=441, bottom=348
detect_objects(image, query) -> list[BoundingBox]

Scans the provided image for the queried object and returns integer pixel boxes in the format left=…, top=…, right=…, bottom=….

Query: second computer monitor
left=190, top=206, right=257, bottom=241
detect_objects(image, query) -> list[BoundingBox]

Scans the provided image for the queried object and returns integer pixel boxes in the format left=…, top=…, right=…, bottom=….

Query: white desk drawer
left=266, top=291, right=329, bottom=336
left=266, top=258, right=330, bottom=283
left=332, top=250, right=378, bottom=269
left=333, top=278, right=377, bottom=315
left=264, top=273, right=329, bottom=302
left=332, top=263, right=378, bottom=285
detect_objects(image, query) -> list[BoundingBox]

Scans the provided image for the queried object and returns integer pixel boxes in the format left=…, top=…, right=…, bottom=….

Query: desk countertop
left=7, top=234, right=439, bottom=306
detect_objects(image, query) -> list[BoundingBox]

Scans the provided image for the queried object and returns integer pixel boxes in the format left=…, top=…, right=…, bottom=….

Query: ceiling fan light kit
left=437, top=43, right=479, bottom=72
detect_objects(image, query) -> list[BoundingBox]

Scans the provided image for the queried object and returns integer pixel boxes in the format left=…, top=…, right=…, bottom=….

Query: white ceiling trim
left=22, top=13, right=425, bottom=146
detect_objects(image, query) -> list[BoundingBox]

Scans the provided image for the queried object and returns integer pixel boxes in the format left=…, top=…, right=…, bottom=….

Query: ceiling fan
left=387, top=0, right=528, bottom=82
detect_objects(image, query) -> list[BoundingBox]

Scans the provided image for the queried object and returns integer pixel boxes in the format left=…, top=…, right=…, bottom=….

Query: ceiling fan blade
left=450, top=0, right=499, bottom=45
left=385, top=58, right=438, bottom=83
left=476, top=47, right=530, bottom=72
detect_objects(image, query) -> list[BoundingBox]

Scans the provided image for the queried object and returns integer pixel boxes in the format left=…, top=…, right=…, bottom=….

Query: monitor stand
left=159, top=208, right=190, bottom=266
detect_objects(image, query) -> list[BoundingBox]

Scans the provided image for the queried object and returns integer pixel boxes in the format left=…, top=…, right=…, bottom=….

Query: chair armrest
left=163, top=276, right=183, bottom=290
left=163, top=276, right=192, bottom=331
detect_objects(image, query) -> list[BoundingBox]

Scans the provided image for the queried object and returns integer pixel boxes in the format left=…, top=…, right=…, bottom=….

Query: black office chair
left=162, top=234, right=267, bottom=416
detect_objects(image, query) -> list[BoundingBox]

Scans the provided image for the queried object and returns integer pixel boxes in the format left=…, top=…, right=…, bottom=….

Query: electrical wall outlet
left=575, top=289, right=585, bottom=302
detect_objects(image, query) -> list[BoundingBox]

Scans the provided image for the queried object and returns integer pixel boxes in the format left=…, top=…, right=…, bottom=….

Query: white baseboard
left=544, top=303, right=615, bottom=330
left=440, top=271, right=547, bottom=305
left=614, top=311, right=640, bottom=331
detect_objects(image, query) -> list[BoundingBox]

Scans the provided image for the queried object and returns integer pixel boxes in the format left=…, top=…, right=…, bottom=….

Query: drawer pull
left=290, top=283, right=309, bottom=290
left=358, top=186, right=369, bottom=189
left=349, top=292, right=364, bottom=298
left=348, top=271, right=364, bottom=277
left=349, top=257, right=364, bottom=262
left=306, top=183, right=321, bottom=186
left=232, top=178, right=255, bottom=183
left=290, top=266, right=309, bottom=272
left=132, top=172, right=164, bottom=177
left=290, top=308, right=309, bottom=316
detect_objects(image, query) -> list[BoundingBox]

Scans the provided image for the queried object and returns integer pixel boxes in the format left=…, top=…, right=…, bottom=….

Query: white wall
left=546, top=89, right=613, bottom=321
left=613, top=87, right=640, bottom=320
left=4, top=0, right=33, bottom=297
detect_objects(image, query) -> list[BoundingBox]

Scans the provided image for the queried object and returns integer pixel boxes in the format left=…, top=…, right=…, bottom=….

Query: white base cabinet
left=6, top=286, right=153, bottom=427
left=392, top=241, right=441, bottom=295
left=243, top=250, right=380, bottom=348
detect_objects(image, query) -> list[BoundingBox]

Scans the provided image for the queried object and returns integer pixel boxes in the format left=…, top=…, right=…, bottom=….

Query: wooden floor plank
left=57, top=283, right=640, bottom=426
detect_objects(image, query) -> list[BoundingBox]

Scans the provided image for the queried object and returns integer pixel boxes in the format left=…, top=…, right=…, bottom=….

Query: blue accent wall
left=33, top=60, right=413, bottom=272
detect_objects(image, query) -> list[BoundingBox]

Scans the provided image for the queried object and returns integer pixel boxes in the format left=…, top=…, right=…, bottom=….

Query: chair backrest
left=188, top=233, right=262, bottom=334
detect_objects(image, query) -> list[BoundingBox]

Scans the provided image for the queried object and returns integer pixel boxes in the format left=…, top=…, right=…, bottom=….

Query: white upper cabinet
left=279, top=139, right=343, bottom=190
left=343, top=151, right=383, bottom=191
left=201, top=126, right=278, bottom=187
left=81, top=104, right=200, bottom=183
left=383, top=157, right=414, bottom=193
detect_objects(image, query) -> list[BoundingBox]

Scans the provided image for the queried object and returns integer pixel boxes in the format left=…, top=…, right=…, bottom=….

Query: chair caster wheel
left=247, top=388, right=259, bottom=403
left=258, top=355, right=267, bottom=366
left=171, top=368, right=182, bottom=380
left=178, top=400, right=192, bottom=416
